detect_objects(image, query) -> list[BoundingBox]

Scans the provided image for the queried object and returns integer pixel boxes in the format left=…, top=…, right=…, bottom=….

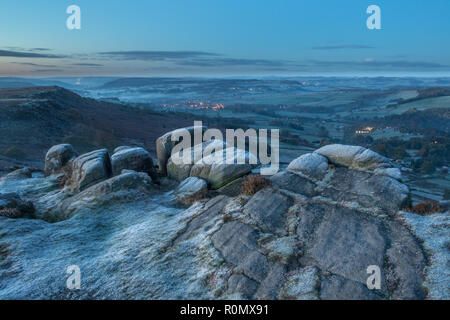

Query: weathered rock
left=227, top=274, right=259, bottom=299
left=190, top=147, right=256, bottom=189
left=69, top=149, right=112, bottom=192
left=270, top=171, right=317, bottom=197
left=156, top=125, right=207, bottom=176
left=216, top=176, right=246, bottom=197
left=315, top=144, right=390, bottom=169
left=167, top=140, right=216, bottom=182
left=278, top=267, right=320, bottom=300
left=374, top=167, right=402, bottom=180
left=174, top=177, right=208, bottom=206
left=287, top=153, right=328, bottom=180
left=243, top=188, right=292, bottom=235
left=57, top=170, right=154, bottom=220
left=212, top=221, right=269, bottom=282
left=44, top=144, right=77, bottom=176
left=296, top=201, right=426, bottom=299
left=0, top=192, right=35, bottom=218
left=111, top=147, right=157, bottom=180
left=2, top=167, right=33, bottom=180
left=113, top=146, right=132, bottom=154
left=397, top=210, right=450, bottom=299
left=320, top=274, right=383, bottom=300
left=322, top=167, right=409, bottom=213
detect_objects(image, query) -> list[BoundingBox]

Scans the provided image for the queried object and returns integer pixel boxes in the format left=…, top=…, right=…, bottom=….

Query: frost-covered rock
left=56, top=170, right=155, bottom=221
left=0, top=192, right=35, bottom=218
left=397, top=210, right=450, bottom=300
left=111, top=147, right=157, bottom=180
left=374, top=167, right=402, bottom=180
left=0, top=138, right=445, bottom=300
left=167, top=140, right=225, bottom=182
left=315, top=144, right=390, bottom=169
left=1, top=167, right=33, bottom=180
left=278, top=267, right=320, bottom=300
left=287, top=153, right=328, bottom=180
left=44, top=144, right=77, bottom=176
left=174, top=177, right=208, bottom=206
left=113, top=146, right=132, bottom=154
left=190, top=147, right=256, bottom=190
left=156, top=125, right=207, bottom=176
left=69, top=149, right=112, bottom=192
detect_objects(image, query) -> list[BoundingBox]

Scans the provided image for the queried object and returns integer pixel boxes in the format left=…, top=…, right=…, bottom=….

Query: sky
left=1, top=0, right=450, bottom=77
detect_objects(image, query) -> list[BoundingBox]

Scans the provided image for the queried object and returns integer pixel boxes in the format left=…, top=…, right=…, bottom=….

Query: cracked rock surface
left=0, top=142, right=447, bottom=300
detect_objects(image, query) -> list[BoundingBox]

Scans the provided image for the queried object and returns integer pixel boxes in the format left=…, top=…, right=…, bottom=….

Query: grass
left=406, top=201, right=443, bottom=215
left=241, top=175, right=272, bottom=196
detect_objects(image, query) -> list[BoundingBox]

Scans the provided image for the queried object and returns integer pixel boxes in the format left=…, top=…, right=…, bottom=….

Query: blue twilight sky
left=1, top=0, right=449, bottom=77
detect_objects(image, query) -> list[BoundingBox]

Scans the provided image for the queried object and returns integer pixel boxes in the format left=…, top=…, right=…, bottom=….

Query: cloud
left=11, top=62, right=58, bottom=67
left=29, top=48, right=52, bottom=52
left=176, top=57, right=287, bottom=67
left=312, top=45, right=374, bottom=50
left=71, top=63, right=104, bottom=67
left=98, top=50, right=220, bottom=61
left=0, top=49, right=64, bottom=58
left=32, top=69, right=64, bottom=73
left=307, top=59, right=447, bottom=69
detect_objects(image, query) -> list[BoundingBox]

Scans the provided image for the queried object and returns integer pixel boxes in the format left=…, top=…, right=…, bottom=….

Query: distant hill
left=373, top=107, right=450, bottom=134
left=0, top=86, right=193, bottom=169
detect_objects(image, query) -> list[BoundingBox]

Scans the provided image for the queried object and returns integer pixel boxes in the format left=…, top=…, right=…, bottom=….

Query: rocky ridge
left=0, top=127, right=448, bottom=299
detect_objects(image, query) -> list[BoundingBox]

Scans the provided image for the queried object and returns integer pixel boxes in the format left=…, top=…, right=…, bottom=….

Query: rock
left=111, top=147, right=157, bottom=180
left=167, top=140, right=215, bottom=182
left=190, top=147, right=256, bottom=189
left=69, top=149, right=112, bottom=192
left=270, top=171, right=317, bottom=197
left=279, top=267, right=320, bottom=300
left=254, top=263, right=286, bottom=299
left=156, top=125, right=207, bottom=176
left=227, top=274, right=258, bottom=299
left=0, top=192, right=35, bottom=218
left=374, top=167, right=402, bottom=180
left=216, top=176, right=246, bottom=197
left=2, top=167, right=33, bottom=180
left=44, top=144, right=77, bottom=176
left=243, top=188, right=292, bottom=235
left=212, top=221, right=269, bottom=282
left=315, top=144, right=390, bottom=169
left=287, top=153, right=328, bottom=180
left=397, top=210, right=450, bottom=299
left=320, top=274, right=383, bottom=300
left=174, top=177, right=208, bottom=206
left=113, top=146, right=132, bottom=154
left=296, top=201, right=426, bottom=299
left=57, top=170, right=154, bottom=220
left=322, top=167, right=409, bottom=213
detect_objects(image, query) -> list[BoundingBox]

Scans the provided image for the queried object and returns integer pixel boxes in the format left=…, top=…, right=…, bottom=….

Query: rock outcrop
left=44, top=144, right=77, bottom=176
left=315, top=144, right=390, bottom=169
left=190, top=147, right=257, bottom=189
left=0, top=192, right=35, bottom=218
left=69, top=149, right=112, bottom=192
left=287, top=153, right=329, bottom=180
left=111, top=147, right=157, bottom=180
left=0, top=135, right=446, bottom=300
left=174, top=177, right=208, bottom=206
left=156, top=125, right=207, bottom=176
